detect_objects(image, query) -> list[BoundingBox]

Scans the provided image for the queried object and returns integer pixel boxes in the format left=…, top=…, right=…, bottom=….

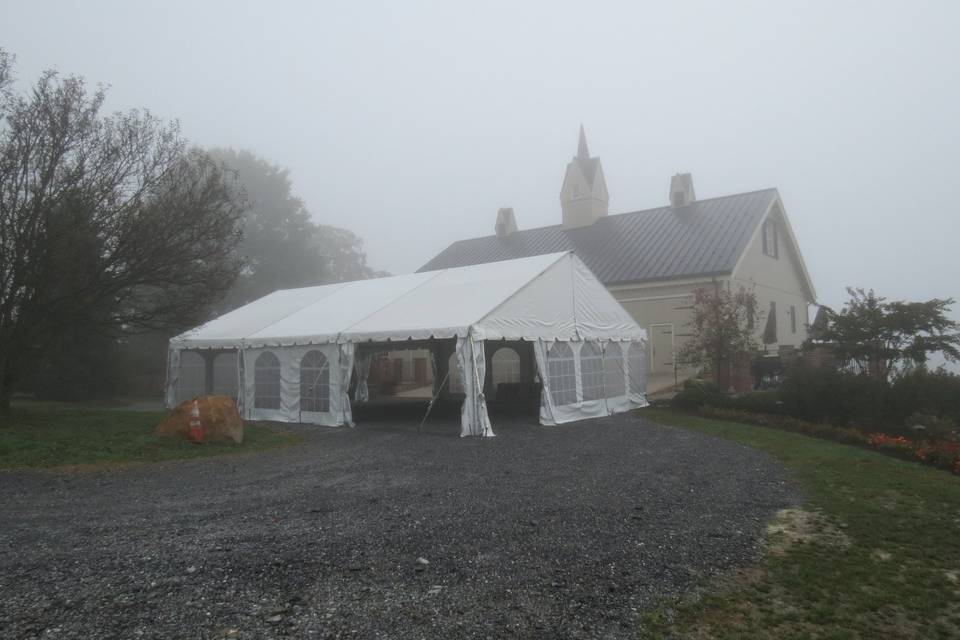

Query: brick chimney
left=495, top=207, right=518, bottom=237
left=669, top=173, right=696, bottom=207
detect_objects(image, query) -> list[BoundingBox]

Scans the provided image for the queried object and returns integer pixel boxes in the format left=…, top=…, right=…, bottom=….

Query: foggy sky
left=3, top=1, right=959, bottom=320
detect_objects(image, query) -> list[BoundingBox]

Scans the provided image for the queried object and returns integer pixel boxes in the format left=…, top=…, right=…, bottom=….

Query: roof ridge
left=418, top=188, right=781, bottom=283
left=445, top=187, right=779, bottom=245
left=610, top=187, right=778, bottom=218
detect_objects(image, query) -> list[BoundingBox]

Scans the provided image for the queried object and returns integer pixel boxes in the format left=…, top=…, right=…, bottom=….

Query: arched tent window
left=491, top=347, right=521, bottom=386
left=628, top=342, right=645, bottom=395
left=580, top=342, right=604, bottom=401
left=254, top=351, right=281, bottom=410
left=448, top=352, right=464, bottom=394
left=604, top=342, right=626, bottom=397
left=300, top=350, right=330, bottom=413
left=178, top=351, right=205, bottom=401
left=547, top=342, right=577, bottom=406
left=212, top=352, right=238, bottom=398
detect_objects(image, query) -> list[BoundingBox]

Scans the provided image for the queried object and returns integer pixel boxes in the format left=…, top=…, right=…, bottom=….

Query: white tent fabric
left=456, top=335, right=494, bottom=437
left=352, top=352, right=373, bottom=403
left=166, top=252, right=648, bottom=435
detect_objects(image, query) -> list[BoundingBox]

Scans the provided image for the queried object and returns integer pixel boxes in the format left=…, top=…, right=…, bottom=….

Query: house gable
left=730, top=195, right=816, bottom=346
left=731, top=195, right=816, bottom=302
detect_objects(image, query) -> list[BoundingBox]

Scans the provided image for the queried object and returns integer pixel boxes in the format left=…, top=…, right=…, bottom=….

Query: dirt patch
left=765, top=508, right=851, bottom=556
left=872, top=549, right=892, bottom=561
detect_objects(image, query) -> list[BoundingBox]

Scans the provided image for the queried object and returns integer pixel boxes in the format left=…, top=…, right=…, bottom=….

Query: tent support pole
left=418, top=369, right=450, bottom=434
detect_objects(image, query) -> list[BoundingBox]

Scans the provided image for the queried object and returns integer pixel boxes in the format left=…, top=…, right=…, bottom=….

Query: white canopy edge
left=170, top=252, right=646, bottom=350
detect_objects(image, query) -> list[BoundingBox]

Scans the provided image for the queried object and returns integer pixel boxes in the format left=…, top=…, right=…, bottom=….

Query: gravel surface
left=0, top=406, right=800, bottom=639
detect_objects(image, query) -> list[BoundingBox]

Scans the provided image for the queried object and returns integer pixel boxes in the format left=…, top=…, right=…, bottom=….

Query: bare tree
left=0, top=54, right=244, bottom=413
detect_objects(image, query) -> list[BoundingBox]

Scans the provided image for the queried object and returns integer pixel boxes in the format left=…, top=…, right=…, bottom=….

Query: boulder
left=156, top=396, right=244, bottom=444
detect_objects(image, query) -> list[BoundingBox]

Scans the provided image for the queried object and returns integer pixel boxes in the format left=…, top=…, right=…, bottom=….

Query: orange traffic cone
left=188, top=399, right=204, bottom=444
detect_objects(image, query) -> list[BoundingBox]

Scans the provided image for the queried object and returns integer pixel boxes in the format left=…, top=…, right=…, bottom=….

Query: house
left=419, top=127, right=817, bottom=392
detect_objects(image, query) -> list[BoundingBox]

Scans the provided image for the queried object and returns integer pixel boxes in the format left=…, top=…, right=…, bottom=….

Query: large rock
left=156, top=396, right=244, bottom=444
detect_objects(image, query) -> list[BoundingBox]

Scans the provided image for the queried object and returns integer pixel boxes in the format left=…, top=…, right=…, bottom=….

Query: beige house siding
left=610, top=280, right=709, bottom=391
left=731, top=200, right=814, bottom=351
left=608, top=202, right=814, bottom=392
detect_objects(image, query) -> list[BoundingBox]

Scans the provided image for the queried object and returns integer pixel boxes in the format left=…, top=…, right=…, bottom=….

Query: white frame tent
left=165, top=252, right=648, bottom=436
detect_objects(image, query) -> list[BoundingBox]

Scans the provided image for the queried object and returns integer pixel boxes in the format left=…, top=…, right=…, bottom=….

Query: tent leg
left=418, top=369, right=451, bottom=434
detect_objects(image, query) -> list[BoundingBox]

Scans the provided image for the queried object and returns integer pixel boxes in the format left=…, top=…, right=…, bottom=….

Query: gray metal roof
left=418, top=188, right=778, bottom=285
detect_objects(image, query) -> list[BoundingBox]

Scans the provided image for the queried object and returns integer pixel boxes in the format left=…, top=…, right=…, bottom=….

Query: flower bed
left=699, top=406, right=960, bottom=476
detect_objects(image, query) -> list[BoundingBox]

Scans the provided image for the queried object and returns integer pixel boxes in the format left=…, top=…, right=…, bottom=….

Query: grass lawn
left=0, top=401, right=300, bottom=469
left=640, top=408, right=960, bottom=639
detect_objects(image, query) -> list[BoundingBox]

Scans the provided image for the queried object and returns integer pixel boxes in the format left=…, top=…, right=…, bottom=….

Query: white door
left=649, top=324, right=674, bottom=374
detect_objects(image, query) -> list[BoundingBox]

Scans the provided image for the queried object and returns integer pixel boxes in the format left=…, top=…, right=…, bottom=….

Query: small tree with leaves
left=678, top=283, right=761, bottom=389
left=808, top=288, right=960, bottom=380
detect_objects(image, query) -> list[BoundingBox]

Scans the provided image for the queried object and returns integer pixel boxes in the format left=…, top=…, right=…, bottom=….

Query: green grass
left=639, top=408, right=960, bottom=639
left=0, top=401, right=300, bottom=469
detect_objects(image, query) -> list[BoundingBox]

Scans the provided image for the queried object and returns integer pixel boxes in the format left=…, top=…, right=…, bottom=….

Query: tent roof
left=172, top=252, right=645, bottom=349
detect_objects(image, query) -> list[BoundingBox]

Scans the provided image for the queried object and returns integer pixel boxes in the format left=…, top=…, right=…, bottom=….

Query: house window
left=254, top=351, right=281, bottom=410
left=762, top=219, right=779, bottom=258
left=603, top=342, right=626, bottom=397
left=547, top=342, right=577, bottom=406
left=763, top=302, right=778, bottom=345
left=580, top=342, right=604, bottom=401
left=300, top=350, right=330, bottom=413
left=790, top=305, right=797, bottom=334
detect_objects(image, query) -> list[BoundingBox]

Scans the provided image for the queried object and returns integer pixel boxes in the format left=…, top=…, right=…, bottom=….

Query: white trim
left=647, top=323, right=675, bottom=374
left=728, top=276, right=812, bottom=299
left=730, top=193, right=817, bottom=301
left=606, top=277, right=718, bottom=292
left=616, top=292, right=697, bottom=304
left=772, top=197, right=818, bottom=301
left=730, top=196, right=776, bottom=278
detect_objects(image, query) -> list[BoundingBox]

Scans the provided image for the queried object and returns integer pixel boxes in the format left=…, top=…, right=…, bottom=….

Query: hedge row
left=674, top=363, right=960, bottom=439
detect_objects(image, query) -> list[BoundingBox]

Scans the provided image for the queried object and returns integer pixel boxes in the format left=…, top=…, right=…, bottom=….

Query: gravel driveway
left=0, top=407, right=800, bottom=639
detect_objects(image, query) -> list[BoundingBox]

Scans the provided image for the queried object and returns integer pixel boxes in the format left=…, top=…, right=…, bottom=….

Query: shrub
left=834, top=426, right=869, bottom=445
left=729, top=390, right=783, bottom=415
left=916, top=442, right=959, bottom=468
left=778, top=362, right=891, bottom=428
left=905, top=412, right=958, bottom=441
left=680, top=362, right=960, bottom=438
left=890, top=369, right=960, bottom=429
left=672, top=379, right=729, bottom=410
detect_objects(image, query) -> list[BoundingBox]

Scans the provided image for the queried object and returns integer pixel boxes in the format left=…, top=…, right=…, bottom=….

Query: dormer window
left=762, top=219, right=779, bottom=258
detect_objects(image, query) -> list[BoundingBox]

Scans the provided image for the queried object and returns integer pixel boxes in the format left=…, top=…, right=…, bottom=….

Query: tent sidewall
left=535, top=338, right=649, bottom=426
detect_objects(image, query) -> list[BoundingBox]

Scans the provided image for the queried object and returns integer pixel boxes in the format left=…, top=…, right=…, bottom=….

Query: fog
left=3, top=0, right=958, bottom=317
